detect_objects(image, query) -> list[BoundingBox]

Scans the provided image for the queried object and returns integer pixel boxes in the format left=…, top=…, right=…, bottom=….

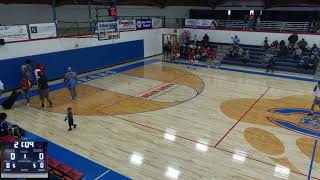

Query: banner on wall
left=185, top=19, right=218, bottom=29
left=97, top=21, right=120, bottom=40
left=0, top=25, right=29, bottom=42
left=117, top=20, right=136, bottom=31
left=152, top=18, right=163, bottom=28
left=136, top=19, right=152, bottom=29
left=29, top=23, right=57, bottom=39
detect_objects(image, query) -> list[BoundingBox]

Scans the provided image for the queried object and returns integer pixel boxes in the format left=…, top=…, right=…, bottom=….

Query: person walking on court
left=21, top=77, right=32, bottom=106
left=64, top=67, right=78, bottom=101
left=38, top=72, right=52, bottom=108
left=21, top=60, right=33, bottom=82
left=64, top=107, right=77, bottom=131
left=308, top=82, right=320, bottom=116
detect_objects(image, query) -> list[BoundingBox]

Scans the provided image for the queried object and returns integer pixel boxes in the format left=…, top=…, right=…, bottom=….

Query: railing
left=259, top=21, right=310, bottom=32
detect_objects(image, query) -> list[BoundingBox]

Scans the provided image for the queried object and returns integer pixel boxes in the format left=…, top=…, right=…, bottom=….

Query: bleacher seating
left=218, top=43, right=316, bottom=74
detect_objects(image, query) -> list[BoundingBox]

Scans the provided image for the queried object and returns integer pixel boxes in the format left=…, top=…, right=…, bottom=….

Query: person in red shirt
left=173, top=44, right=181, bottom=61
left=34, top=63, right=46, bottom=82
left=21, top=77, right=32, bottom=106
left=188, top=49, right=196, bottom=70
left=209, top=47, right=218, bottom=68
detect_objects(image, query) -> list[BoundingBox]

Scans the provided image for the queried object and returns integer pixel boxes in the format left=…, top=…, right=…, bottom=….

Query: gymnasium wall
left=0, top=4, right=210, bottom=25
left=0, top=28, right=166, bottom=90
left=182, top=28, right=320, bottom=46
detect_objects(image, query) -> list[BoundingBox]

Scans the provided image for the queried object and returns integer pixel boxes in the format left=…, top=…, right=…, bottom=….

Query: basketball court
left=1, top=56, right=319, bottom=179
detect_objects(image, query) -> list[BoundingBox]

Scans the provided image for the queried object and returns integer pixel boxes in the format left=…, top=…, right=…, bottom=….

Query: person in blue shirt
left=64, top=67, right=78, bottom=101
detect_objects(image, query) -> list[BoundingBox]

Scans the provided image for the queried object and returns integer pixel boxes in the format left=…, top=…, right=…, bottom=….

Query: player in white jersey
left=308, top=82, right=320, bottom=116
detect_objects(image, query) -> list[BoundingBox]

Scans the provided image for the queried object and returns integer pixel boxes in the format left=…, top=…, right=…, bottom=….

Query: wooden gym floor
left=3, top=57, right=320, bottom=180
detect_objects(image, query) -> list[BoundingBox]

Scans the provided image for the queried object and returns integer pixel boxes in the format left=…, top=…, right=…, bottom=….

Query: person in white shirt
left=308, top=82, right=320, bottom=116
left=0, top=80, right=3, bottom=97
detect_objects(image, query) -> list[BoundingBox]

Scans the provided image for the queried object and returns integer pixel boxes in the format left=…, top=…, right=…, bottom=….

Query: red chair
left=48, top=158, right=61, bottom=168
left=57, top=164, right=72, bottom=174
left=67, top=169, right=84, bottom=180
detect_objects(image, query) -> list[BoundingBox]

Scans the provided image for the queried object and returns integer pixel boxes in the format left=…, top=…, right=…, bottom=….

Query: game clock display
left=1, top=141, right=48, bottom=178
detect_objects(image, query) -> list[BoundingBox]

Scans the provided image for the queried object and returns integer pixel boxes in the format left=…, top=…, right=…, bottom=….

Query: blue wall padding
left=0, top=40, right=144, bottom=90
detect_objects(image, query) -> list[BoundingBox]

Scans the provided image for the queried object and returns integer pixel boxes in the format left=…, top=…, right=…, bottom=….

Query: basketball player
left=308, top=82, right=320, bottom=116
left=187, top=49, right=196, bottom=70
left=64, top=107, right=77, bottom=131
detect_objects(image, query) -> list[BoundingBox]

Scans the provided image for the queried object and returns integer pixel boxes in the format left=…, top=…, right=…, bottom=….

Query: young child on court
left=64, top=107, right=77, bottom=131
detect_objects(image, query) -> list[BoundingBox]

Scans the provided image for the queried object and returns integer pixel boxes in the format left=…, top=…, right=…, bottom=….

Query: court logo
left=268, top=108, right=320, bottom=138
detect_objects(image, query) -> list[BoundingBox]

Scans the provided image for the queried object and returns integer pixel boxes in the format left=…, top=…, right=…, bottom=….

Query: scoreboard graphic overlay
left=1, top=141, right=48, bottom=178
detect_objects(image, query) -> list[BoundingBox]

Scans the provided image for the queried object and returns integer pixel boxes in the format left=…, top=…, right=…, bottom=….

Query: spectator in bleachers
left=0, top=113, right=9, bottom=137
left=298, top=55, right=309, bottom=72
left=311, top=44, right=319, bottom=55
left=232, top=35, right=240, bottom=45
left=297, top=38, right=308, bottom=51
left=21, top=59, right=33, bottom=82
left=270, top=40, right=280, bottom=51
left=295, top=47, right=303, bottom=60
left=0, top=80, right=4, bottom=97
left=266, top=55, right=276, bottom=73
left=203, top=33, right=209, bottom=45
left=202, top=46, right=209, bottom=60
left=241, top=49, right=250, bottom=64
left=309, top=54, right=318, bottom=71
left=238, top=48, right=244, bottom=58
left=279, top=40, right=288, bottom=57
left=181, top=44, right=188, bottom=59
left=288, top=33, right=298, bottom=50
left=264, top=37, right=269, bottom=50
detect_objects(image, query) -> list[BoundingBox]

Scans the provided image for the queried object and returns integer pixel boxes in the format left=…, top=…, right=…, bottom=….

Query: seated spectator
left=0, top=80, right=4, bottom=97
left=0, top=113, right=9, bottom=137
left=202, top=46, right=209, bottom=60
left=181, top=44, right=188, bottom=59
left=295, top=47, right=303, bottom=60
left=279, top=41, right=288, bottom=57
left=241, top=49, right=250, bottom=63
left=203, top=33, right=209, bottom=45
left=270, top=41, right=280, bottom=51
left=311, top=44, right=319, bottom=55
left=232, top=35, right=240, bottom=45
left=288, top=33, right=298, bottom=50
left=264, top=37, right=269, bottom=50
left=297, top=38, right=308, bottom=51
left=298, top=55, right=309, bottom=71
left=309, top=54, right=318, bottom=70
left=238, top=48, right=244, bottom=57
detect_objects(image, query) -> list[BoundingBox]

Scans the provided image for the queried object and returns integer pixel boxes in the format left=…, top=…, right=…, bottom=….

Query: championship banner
left=152, top=18, right=163, bottom=28
left=136, top=19, right=152, bottom=30
left=97, top=21, right=120, bottom=40
left=185, top=19, right=218, bottom=29
left=0, top=25, right=29, bottom=42
left=29, top=23, right=57, bottom=39
left=117, top=20, right=136, bottom=31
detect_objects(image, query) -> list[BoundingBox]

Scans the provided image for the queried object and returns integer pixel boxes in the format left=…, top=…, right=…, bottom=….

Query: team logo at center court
left=268, top=108, right=320, bottom=138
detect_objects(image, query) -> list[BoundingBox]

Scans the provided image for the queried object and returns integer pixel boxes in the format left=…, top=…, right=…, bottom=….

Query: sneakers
left=68, top=128, right=72, bottom=131
left=49, top=101, right=52, bottom=107
left=41, top=104, right=44, bottom=108
left=73, top=125, right=77, bottom=128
